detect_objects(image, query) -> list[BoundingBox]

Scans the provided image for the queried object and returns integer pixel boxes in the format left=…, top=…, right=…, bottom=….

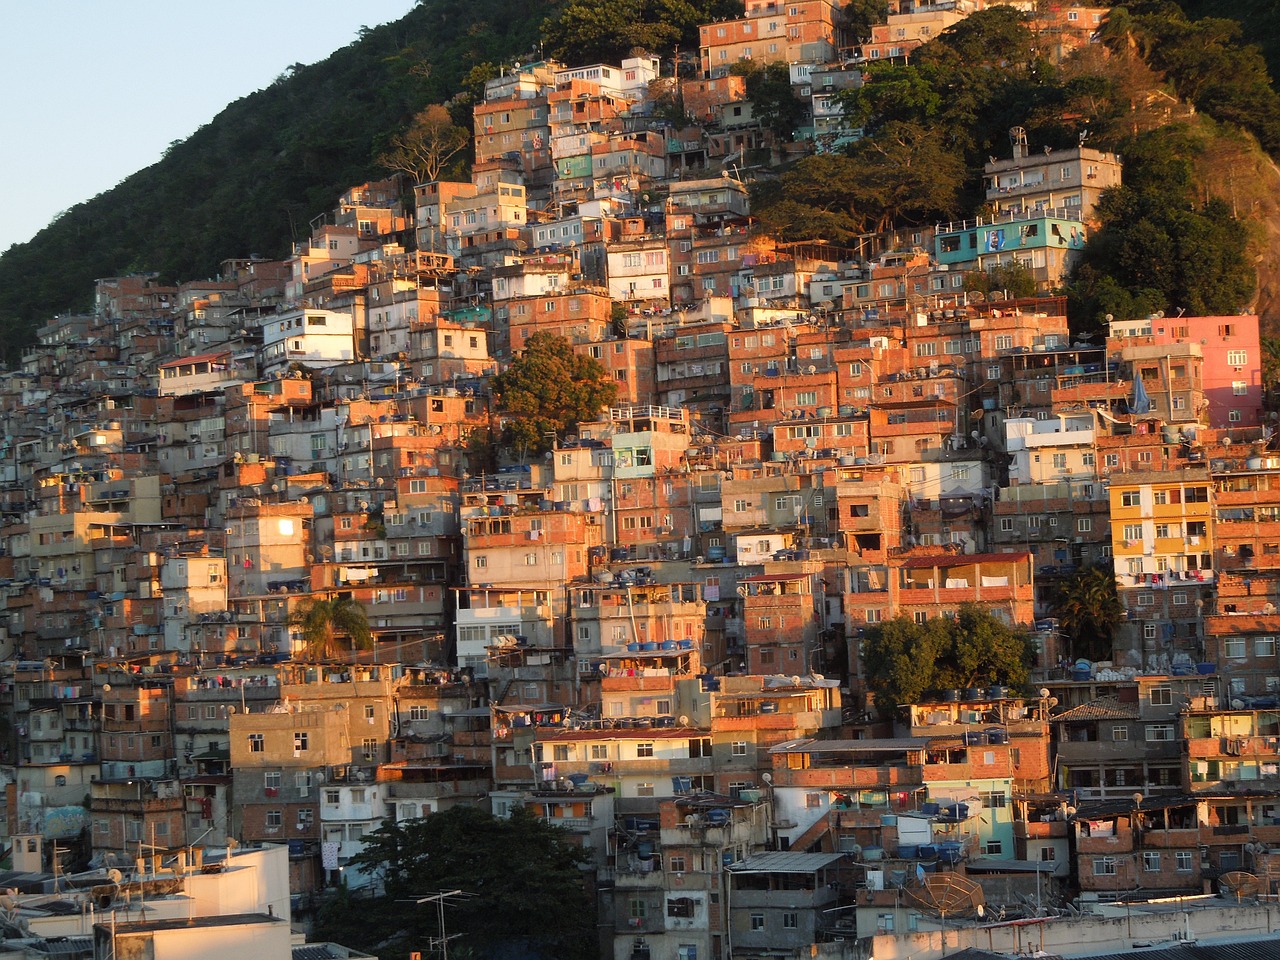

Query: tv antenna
left=405, top=890, right=474, bottom=960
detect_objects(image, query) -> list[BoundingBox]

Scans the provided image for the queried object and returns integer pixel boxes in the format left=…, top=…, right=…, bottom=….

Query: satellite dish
left=904, top=874, right=985, bottom=920
left=1219, top=871, right=1261, bottom=901
left=107, top=869, right=123, bottom=884
left=761, top=772, right=773, bottom=784
left=227, top=706, right=237, bottom=714
left=678, top=715, right=690, bottom=726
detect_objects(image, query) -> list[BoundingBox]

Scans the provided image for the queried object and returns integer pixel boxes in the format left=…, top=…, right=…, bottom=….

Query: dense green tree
left=733, top=61, right=807, bottom=141
left=1066, top=125, right=1255, bottom=330
left=540, top=0, right=741, bottom=64
left=288, top=593, right=372, bottom=661
left=1051, top=565, right=1125, bottom=663
left=861, top=604, right=1034, bottom=714
left=839, top=0, right=890, bottom=43
left=491, top=331, right=619, bottom=456
left=1104, top=2, right=1280, bottom=155
left=329, top=805, right=595, bottom=960
left=751, top=122, right=963, bottom=242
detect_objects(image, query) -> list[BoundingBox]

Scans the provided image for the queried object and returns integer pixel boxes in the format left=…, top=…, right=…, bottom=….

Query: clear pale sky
left=0, top=1, right=415, bottom=254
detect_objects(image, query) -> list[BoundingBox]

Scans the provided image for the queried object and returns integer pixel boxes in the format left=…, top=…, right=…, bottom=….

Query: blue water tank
left=897, top=844, right=919, bottom=859
left=986, top=728, right=1009, bottom=744
left=918, top=844, right=938, bottom=860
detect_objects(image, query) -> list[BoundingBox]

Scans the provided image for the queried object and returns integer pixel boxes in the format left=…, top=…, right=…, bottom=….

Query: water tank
left=897, top=844, right=919, bottom=859
left=918, top=844, right=938, bottom=860
left=863, top=846, right=884, bottom=861
left=986, top=728, right=1008, bottom=744
left=938, top=842, right=963, bottom=864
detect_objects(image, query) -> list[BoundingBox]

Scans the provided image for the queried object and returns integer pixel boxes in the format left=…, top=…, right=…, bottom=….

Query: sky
left=0, top=1, right=416, bottom=254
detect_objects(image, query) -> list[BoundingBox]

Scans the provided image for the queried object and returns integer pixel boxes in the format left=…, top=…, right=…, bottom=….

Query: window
left=637, top=742, right=654, bottom=758
left=731, top=741, right=748, bottom=757
left=805, top=792, right=824, bottom=808
left=325, top=789, right=340, bottom=805
left=266, top=810, right=283, bottom=829
left=249, top=734, right=264, bottom=752
left=1147, top=724, right=1175, bottom=741
left=1078, top=518, right=1092, bottom=532
left=629, top=899, right=647, bottom=919
left=1000, top=518, right=1014, bottom=532
left=264, top=772, right=281, bottom=790
left=1233, top=380, right=1249, bottom=396
left=1257, top=636, right=1276, bottom=657
left=1176, top=851, right=1193, bottom=872
left=1150, top=686, right=1173, bottom=705
left=751, top=914, right=765, bottom=931
left=669, top=855, right=686, bottom=873
left=783, top=912, right=798, bottom=929
left=667, top=897, right=695, bottom=918
left=995, top=335, right=1013, bottom=350
left=1094, top=858, right=1117, bottom=876
left=1124, top=523, right=1143, bottom=541
left=1227, top=350, right=1248, bottom=366
left=1143, top=851, right=1161, bottom=872
left=1225, top=638, right=1247, bottom=659
left=293, top=732, right=309, bottom=752
left=985, top=840, right=1003, bottom=855
left=979, top=791, right=1007, bottom=809
left=636, top=782, right=655, bottom=797
left=1121, top=491, right=1140, bottom=507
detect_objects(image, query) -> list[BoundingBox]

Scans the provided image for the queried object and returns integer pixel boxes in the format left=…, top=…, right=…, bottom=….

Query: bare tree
left=378, top=104, right=469, bottom=184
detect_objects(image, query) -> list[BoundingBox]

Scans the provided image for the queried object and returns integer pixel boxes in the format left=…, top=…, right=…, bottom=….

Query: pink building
left=1111, top=314, right=1263, bottom=428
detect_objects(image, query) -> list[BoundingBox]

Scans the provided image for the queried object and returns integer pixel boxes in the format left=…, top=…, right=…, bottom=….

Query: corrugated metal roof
left=769, top=737, right=930, bottom=754
left=728, top=850, right=847, bottom=873
left=1077, top=935, right=1280, bottom=960
left=1052, top=695, right=1140, bottom=723
left=158, top=350, right=231, bottom=369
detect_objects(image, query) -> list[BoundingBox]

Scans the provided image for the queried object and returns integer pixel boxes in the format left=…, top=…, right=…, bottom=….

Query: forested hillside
left=0, top=0, right=1278, bottom=359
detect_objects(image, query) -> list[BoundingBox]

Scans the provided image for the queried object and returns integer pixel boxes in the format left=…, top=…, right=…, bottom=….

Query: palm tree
left=1052, top=565, right=1125, bottom=663
left=289, top=593, right=372, bottom=661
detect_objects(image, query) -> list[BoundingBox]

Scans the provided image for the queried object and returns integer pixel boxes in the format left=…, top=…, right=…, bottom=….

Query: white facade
left=260, top=308, right=355, bottom=374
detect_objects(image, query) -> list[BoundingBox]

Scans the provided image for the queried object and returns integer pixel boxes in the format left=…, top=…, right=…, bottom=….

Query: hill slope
left=0, top=0, right=554, bottom=360
left=3, top=0, right=1280, bottom=358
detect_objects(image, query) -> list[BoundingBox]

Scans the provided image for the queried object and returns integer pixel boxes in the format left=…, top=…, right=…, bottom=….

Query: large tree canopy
left=317, top=806, right=595, bottom=960
left=1104, top=2, right=1280, bottom=156
left=1066, top=124, right=1255, bottom=329
left=540, top=0, right=741, bottom=64
left=861, top=604, right=1034, bottom=714
left=491, top=331, right=620, bottom=456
